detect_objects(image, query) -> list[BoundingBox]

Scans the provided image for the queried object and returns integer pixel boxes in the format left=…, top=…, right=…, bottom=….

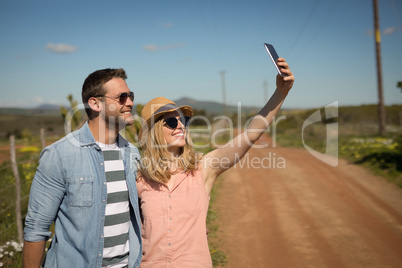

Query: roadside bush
left=340, top=135, right=402, bottom=187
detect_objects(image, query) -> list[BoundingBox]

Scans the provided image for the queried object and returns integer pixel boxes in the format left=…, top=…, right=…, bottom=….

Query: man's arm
left=23, top=146, right=66, bottom=267
left=23, top=240, right=46, bottom=268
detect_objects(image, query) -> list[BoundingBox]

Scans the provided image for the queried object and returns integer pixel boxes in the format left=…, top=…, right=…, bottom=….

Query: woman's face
left=161, top=111, right=187, bottom=155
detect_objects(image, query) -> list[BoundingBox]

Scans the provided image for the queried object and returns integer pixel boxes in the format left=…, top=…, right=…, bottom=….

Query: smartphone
left=264, top=43, right=287, bottom=77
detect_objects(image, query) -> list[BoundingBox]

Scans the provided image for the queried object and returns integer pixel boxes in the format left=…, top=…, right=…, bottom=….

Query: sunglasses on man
left=163, top=116, right=191, bottom=129
left=99, top=91, right=134, bottom=104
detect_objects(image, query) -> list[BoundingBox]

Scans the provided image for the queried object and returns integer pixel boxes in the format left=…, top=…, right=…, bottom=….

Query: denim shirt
left=24, top=122, right=142, bottom=268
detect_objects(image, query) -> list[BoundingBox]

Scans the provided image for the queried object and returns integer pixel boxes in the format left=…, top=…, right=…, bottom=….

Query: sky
left=0, top=0, right=401, bottom=110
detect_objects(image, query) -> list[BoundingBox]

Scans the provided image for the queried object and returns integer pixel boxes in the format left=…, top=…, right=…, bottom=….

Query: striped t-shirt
left=99, top=142, right=130, bottom=268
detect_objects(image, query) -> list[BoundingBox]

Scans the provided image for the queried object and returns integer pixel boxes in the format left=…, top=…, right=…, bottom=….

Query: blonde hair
left=139, top=119, right=200, bottom=184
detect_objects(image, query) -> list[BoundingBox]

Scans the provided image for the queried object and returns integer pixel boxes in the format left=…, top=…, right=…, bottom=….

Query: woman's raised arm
left=202, top=58, right=295, bottom=195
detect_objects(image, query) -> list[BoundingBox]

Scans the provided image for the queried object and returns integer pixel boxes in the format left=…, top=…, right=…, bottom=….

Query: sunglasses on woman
left=100, top=91, right=134, bottom=104
left=163, top=116, right=191, bottom=129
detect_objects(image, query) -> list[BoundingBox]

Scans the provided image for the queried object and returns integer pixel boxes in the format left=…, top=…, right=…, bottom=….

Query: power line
left=390, top=0, right=402, bottom=35
left=299, top=0, right=341, bottom=58
left=286, top=0, right=321, bottom=58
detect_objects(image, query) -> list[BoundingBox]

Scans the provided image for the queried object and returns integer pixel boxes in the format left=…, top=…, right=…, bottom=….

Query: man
left=23, top=68, right=142, bottom=268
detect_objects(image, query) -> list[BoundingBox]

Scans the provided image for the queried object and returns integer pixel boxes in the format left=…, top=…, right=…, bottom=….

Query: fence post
left=10, top=135, right=24, bottom=244
left=400, top=112, right=402, bottom=127
left=40, top=128, right=46, bottom=150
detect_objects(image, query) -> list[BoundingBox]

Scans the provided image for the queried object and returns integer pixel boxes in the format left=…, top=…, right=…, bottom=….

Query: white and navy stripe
left=99, top=143, right=130, bottom=268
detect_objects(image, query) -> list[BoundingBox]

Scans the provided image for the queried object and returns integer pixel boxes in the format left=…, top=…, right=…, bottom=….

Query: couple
left=23, top=59, right=294, bottom=268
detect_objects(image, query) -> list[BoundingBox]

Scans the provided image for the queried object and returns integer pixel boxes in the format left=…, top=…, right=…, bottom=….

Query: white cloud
left=383, top=27, right=395, bottom=35
left=143, top=44, right=159, bottom=51
left=46, top=43, right=78, bottom=54
left=143, top=43, right=186, bottom=52
left=161, top=22, right=174, bottom=28
left=34, top=97, right=44, bottom=103
left=366, top=27, right=396, bottom=37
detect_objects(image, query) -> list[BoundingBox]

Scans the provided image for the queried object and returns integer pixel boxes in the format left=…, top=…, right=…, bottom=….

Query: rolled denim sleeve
left=24, top=145, right=66, bottom=242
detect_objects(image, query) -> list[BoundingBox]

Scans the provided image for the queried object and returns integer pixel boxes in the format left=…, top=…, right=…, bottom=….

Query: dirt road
left=216, top=135, right=402, bottom=268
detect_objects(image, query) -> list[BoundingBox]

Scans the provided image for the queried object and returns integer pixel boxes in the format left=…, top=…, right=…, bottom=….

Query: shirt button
left=80, top=177, right=83, bottom=181
left=168, top=243, right=171, bottom=246
left=169, top=205, right=172, bottom=209
left=168, top=229, right=171, bottom=233
left=101, top=163, right=103, bottom=166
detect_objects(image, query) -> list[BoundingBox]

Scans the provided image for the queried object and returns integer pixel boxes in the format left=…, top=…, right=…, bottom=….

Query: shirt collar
left=79, top=121, right=129, bottom=148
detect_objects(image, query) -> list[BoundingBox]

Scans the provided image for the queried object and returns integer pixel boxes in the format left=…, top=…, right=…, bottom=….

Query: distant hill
left=0, top=104, right=65, bottom=116
left=35, top=104, right=61, bottom=110
left=174, top=97, right=260, bottom=115
left=0, top=97, right=261, bottom=118
left=0, top=100, right=400, bottom=140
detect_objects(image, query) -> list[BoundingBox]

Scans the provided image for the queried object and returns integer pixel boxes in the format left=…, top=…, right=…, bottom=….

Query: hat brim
left=138, top=105, right=193, bottom=145
left=151, top=105, right=193, bottom=120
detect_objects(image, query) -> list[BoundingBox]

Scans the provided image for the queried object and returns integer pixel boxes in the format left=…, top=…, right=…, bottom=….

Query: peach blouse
left=137, top=169, right=212, bottom=267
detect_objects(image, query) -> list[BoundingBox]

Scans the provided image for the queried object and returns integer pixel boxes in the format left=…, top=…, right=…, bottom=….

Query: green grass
left=274, top=112, right=402, bottom=187
left=2, top=103, right=401, bottom=266
left=192, top=131, right=228, bottom=266
left=0, top=133, right=229, bottom=267
left=0, top=114, right=65, bottom=140
left=206, top=178, right=228, bottom=267
left=339, top=134, right=402, bottom=187
left=0, top=145, right=39, bottom=267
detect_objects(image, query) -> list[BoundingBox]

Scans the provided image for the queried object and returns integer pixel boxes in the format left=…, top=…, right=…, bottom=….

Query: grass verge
left=207, top=178, right=228, bottom=267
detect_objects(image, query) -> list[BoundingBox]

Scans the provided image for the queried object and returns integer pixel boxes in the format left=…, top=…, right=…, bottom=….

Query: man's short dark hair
left=82, top=68, right=127, bottom=117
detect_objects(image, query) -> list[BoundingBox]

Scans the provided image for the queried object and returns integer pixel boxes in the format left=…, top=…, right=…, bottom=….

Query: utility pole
left=219, top=71, right=227, bottom=115
left=373, top=0, right=386, bottom=135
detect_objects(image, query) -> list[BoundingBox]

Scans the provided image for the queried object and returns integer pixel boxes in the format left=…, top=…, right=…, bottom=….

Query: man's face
left=101, top=78, right=134, bottom=128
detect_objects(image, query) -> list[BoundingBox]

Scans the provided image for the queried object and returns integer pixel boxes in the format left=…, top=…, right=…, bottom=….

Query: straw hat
left=138, top=97, right=193, bottom=145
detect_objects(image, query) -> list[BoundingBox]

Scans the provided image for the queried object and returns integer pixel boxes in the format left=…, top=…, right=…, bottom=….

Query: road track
left=216, top=135, right=402, bottom=268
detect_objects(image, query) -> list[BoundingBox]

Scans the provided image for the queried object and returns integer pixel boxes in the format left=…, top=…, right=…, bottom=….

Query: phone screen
left=264, top=43, right=287, bottom=76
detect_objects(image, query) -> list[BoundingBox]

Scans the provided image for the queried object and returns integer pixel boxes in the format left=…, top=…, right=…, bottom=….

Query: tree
left=60, top=94, right=84, bottom=131
left=133, top=104, right=144, bottom=136
left=121, top=104, right=144, bottom=144
left=397, top=81, right=402, bottom=93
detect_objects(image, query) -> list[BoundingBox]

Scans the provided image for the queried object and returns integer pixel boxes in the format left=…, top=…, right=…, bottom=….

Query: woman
left=137, top=58, right=294, bottom=267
